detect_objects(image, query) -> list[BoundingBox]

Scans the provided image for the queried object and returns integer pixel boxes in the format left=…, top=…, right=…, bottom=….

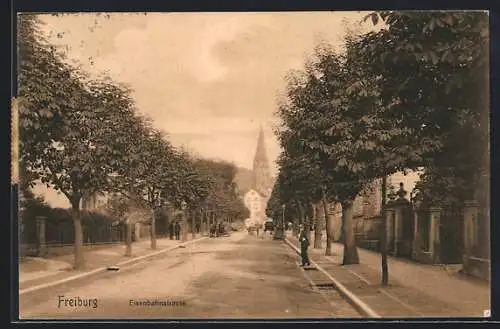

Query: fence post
left=412, top=209, right=420, bottom=258
left=429, top=207, right=442, bottom=263
left=385, top=203, right=395, bottom=253
left=462, top=200, right=478, bottom=269
left=36, top=216, right=47, bottom=256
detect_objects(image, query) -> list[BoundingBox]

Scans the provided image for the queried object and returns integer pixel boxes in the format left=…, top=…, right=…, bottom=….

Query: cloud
left=37, top=12, right=374, bottom=173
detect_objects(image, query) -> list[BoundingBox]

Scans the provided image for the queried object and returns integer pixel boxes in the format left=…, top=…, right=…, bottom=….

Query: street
left=20, top=232, right=360, bottom=319
left=16, top=11, right=491, bottom=323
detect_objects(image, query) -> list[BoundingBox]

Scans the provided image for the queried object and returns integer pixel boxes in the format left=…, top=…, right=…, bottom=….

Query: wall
left=463, top=257, right=490, bottom=281
left=244, top=189, right=266, bottom=223
left=81, top=192, right=111, bottom=213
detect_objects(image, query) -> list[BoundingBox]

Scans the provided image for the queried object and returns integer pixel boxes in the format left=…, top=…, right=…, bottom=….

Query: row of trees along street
left=266, top=11, right=489, bottom=285
left=17, top=14, right=249, bottom=270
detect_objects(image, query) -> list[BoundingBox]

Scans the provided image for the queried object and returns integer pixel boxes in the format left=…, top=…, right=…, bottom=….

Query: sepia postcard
left=15, top=11, right=491, bottom=320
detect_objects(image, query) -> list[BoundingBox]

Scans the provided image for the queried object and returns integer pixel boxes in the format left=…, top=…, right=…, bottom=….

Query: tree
left=276, top=44, right=367, bottom=263
left=355, top=11, right=489, bottom=283
left=113, top=125, right=183, bottom=249
left=274, top=10, right=488, bottom=283
left=172, top=151, right=211, bottom=238
left=18, top=15, right=141, bottom=269
left=360, top=11, right=489, bottom=206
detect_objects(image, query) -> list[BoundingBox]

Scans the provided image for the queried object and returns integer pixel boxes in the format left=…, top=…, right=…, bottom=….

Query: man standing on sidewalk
left=299, top=225, right=311, bottom=266
left=174, top=221, right=181, bottom=240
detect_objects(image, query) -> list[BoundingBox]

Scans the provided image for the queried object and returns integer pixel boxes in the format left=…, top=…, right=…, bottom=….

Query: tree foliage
left=360, top=11, right=489, bottom=206
left=272, top=11, right=489, bottom=267
left=17, top=14, right=249, bottom=267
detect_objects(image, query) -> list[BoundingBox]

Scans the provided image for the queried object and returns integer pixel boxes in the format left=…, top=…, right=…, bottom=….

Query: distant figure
left=210, top=223, right=217, bottom=237
left=196, top=222, right=200, bottom=233
left=218, top=222, right=224, bottom=237
left=264, top=220, right=274, bottom=236
left=288, top=222, right=292, bottom=231
left=169, top=222, right=174, bottom=240
left=256, top=224, right=260, bottom=236
left=299, top=225, right=310, bottom=266
left=174, top=221, right=181, bottom=240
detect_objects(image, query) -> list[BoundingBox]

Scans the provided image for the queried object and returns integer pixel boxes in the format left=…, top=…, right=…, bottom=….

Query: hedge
left=21, top=198, right=125, bottom=245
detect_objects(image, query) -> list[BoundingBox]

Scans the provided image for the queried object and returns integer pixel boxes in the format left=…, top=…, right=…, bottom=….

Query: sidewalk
left=19, top=234, right=203, bottom=290
left=286, top=232, right=490, bottom=317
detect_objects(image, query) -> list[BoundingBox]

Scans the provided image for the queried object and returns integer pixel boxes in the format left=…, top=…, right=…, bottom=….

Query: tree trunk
left=125, top=221, right=132, bottom=257
left=322, top=190, right=332, bottom=256
left=341, top=200, right=359, bottom=265
left=204, top=210, right=209, bottom=235
left=181, top=211, right=187, bottom=242
left=314, top=202, right=323, bottom=249
left=150, top=208, right=157, bottom=250
left=71, top=199, right=85, bottom=270
left=381, top=176, right=389, bottom=286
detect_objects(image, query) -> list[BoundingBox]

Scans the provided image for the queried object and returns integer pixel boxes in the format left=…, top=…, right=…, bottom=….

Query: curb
left=19, top=237, right=209, bottom=296
left=283, top=237, right=381, bottom=318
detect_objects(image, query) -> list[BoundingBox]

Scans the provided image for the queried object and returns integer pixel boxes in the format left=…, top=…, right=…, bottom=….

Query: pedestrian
left=210, top=223, right=216, bottom=237
left=299, top=225, right=311, bottom=266
left=169, top=221, right=174, bottom=240
left=196, top=222, right=200, bottom=233
left=175, top=221, right=181, bottom=240
left=218, top=222, right=224, bottom=237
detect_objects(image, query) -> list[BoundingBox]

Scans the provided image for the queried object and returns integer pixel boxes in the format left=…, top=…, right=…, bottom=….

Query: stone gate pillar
left=412, top=209, right=421, bottom=258
left=463, top=200, right=478, bottom=267
left=393, top=204, right=403, bottom=256
left=36, top=216, right=47, bottom=256
left=392, top=183, right=410, bottom=256
left=429, top=207, right=442, bottom=263
left=385, top=205, right=395, bottom=252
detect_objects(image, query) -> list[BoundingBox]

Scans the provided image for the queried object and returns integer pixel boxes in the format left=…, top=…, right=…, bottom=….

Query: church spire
left=252, top=124, right=271, bottom=196
left=254, top=124, right=268, bottom=166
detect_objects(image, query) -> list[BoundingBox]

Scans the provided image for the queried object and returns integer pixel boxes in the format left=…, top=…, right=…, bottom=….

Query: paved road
left=20, top=232, right=359, bottom=319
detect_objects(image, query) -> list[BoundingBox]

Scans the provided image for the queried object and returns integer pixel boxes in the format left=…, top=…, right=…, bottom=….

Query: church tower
left=252, top=125, right=272, bottom=197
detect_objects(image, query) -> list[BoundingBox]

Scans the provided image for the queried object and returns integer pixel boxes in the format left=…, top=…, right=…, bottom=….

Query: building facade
left=328, top=170, right=423, bottom=246
left=243, top=125, right=275, bottom=226
left=243, top=189, right=265, bottom=224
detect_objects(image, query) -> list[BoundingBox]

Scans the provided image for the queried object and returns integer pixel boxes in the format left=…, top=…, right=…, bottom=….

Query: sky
left=36, top=11, right=377, bottom=177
